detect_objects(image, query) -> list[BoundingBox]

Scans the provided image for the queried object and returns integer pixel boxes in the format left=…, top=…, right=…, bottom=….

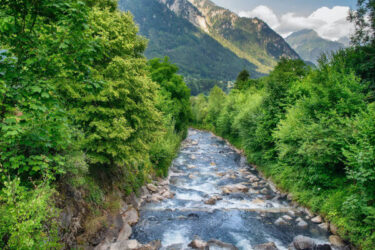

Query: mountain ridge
left=161, top=0, right=300, bottom=73
left=286, top=29, right=345, bottom=64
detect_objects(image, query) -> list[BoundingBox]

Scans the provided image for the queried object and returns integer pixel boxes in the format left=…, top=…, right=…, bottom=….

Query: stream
left=130, top=129, right=331, bottom=249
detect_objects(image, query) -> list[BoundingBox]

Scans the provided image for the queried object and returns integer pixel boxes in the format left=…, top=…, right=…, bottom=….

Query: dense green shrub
left=191, top=55, right=375, bottom=248
left=0, top=0, right=190, bottom=247
left=0, top=178, right=60, bottom=249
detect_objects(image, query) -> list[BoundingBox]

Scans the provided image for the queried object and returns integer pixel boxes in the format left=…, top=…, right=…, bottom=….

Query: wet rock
left=122, top=207, right=139, bottom=226
left=191, top=154, right=196, bottom=160
left=315, top=244, right=332, bottom=250
left=288, top=210, right=296, bottom=217
left=207, top=239, right=238, bottom=250
left=187, top=165, right=197, bottom=169
left=311, top=215, right=322, bottom=224
left=204, top=195, right=222, bottom=205
left=304, top=208, right=314, bottom=217
left=296, top=218, right=308, bottom=229
left=116, top=223, right=132, bottom=242
left=129, top=193, right=142, bottom=210
left=260, top=188, right=269, bottom=194
left=188, top=238, right=208, bottom=249
left=161, top=190, right=175, bottom=199
left=292, top=235, right=316, bottom=250
left=329, top=223, right=338, bottom=235
left=249, top=188, right=260, bottom=194
left=188, top=174, right=196, bottom=179
left=254, top=242, right=279, bottom=250
left=222, top=184, right=249, bottom=194
left=147, top=184, right=158, bottom=193
left=282, top=215, right=293, bottom=221
left=287, top=193, right=294, bottom=201
left=138, top=240, right=162, bottom=250
left=164, top=243, right=184, bottom=250
left=275, top=218, right=289, bottom=226
left=318, top=222, right=329, bottom=231
left=329, top=235, right=346, bottom=247
left=252, top=198, right=265, bottom=204
left=149, top=194, right=164, bottom=202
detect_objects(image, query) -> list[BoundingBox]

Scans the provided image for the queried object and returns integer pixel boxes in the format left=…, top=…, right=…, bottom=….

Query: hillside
left=119, top=0, right=300, bottom=81
left=286, top=29, right=345, bottom=64
left=184, top=0, right=300, bottom=73
left=118, top=0, right=260, bottom=81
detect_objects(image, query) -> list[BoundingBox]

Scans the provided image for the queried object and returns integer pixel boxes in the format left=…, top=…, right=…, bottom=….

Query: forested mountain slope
left=118, top=0, right=260, bottom=81
left=171, top=0, right=300, bottom=73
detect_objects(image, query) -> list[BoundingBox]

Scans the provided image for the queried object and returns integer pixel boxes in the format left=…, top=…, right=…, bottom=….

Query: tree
left=234, top=69, right=250, bottom=90
left=349, top=0, right=375, bottom=45
left=148, top=57, right=191, bottom=134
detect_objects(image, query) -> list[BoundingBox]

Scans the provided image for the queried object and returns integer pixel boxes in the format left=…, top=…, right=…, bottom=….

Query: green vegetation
left=191, top=6, right=375, bottom=246
left=189, top=0, right=300, bottom=73
left=118, top=0, right=259, bottom=82
left=0, top=0, right=190, bottom=248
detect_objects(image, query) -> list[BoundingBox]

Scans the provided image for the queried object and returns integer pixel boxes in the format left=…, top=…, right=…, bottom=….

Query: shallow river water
left=131, top=129, right=330, bottom=249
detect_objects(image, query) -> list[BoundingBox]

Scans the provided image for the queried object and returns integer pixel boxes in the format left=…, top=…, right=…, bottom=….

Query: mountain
left=118, top=0, right=299, bottom=81
left=286, top=29, right=346, bottom=65
left=338, top=36, right=350, bottom=47
left=118, top=0, right=259, bottom=82
left=184, top=0, right=299, bottom=73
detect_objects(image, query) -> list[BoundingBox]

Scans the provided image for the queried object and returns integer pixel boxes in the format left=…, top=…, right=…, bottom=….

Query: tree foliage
left=191, top=53, right=375, bottom=248
left=0, top=0, right=190, bottom=247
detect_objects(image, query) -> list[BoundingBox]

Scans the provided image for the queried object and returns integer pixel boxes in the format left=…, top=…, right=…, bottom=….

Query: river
left=127, top=129, right=331, bottom=249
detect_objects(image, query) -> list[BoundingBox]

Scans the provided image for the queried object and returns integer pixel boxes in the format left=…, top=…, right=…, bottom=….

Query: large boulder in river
left=221, top=184, right=249, bottom=194
left=292, top=235, right=316, bottom=249
left=254, top=242, right=279, bottom=250
left=122, top=207, right=139, bottom=226
left=188, top=238, right=208, bottom=249
left=329, top=235, right=346, bottom=247
left=207, top=239, right=238, bottom=250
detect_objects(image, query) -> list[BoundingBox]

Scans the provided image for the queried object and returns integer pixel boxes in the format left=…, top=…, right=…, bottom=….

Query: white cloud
left=239, top=5, right=354, bottom=41
left=239, top=5, right=279, bottom=29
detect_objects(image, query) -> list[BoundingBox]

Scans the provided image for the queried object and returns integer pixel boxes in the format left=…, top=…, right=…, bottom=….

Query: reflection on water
left=131, top=129, right=329, bottom=249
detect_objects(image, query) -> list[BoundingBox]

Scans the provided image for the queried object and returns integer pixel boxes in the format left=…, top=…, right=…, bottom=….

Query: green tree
left=149, top=57, right=191, bottom=134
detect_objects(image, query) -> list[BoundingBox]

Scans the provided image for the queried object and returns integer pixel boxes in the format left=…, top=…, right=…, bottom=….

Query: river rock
left=204, top=195, right=222, bottom=205
left=116, top=223, right=132, bottom=242
left=187, top=165, right=197, bottom=169
left=275, top=218, right=289, bottom=226
left=311, top=215, right=322, bottom=224
left=165, top=243, right=184, bottom=250
left=207, top=239, right=238, bottom=250
left=329, top=223, right=338, bottom=235
left=138, top=240, right=162, bottom=250
left=254, top=242, right=279, bottom=250
left=329, top=235, right=346, bottom=247
left=222, top=184, right=249, bottom=194
left=318, top=222, right=329, bottom=231
left=122, top=207, right=139, bottom=226
left=161, top=190, right=175, bottom=199
left=292, top=235, right=316, bottom=250
left=296, top=218, right=308, bottom=229
left=188, top=238, right=208, bottom=249
left=147, top=184, right=158, bottom=193
left=260, top=188, right=269, bottom=194
left=282, top=215, right=293, bottom=221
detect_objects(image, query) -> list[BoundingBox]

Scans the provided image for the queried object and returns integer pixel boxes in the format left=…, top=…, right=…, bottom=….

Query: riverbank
left=94, top=129, right=353, bottom=249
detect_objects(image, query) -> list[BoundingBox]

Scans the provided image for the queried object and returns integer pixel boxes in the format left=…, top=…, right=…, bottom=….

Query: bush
left=0, top=178, right=60, bottom=249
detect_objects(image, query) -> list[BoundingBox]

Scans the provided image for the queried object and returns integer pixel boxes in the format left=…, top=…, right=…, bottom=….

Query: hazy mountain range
left=286, top=29, right=347, bottom=65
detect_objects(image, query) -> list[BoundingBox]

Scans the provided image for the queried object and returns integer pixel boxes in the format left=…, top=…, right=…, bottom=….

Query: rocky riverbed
left=96, top=129, right=352, bottom=250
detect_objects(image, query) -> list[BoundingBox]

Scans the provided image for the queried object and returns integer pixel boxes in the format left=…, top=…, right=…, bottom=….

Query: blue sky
left=211, top=0, right=357, bottom=40
left=211, top=0, right=357, bottom=16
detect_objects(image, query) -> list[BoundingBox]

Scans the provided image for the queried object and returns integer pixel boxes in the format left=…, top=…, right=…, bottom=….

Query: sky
left=211, top=0, right=357, bottom=41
